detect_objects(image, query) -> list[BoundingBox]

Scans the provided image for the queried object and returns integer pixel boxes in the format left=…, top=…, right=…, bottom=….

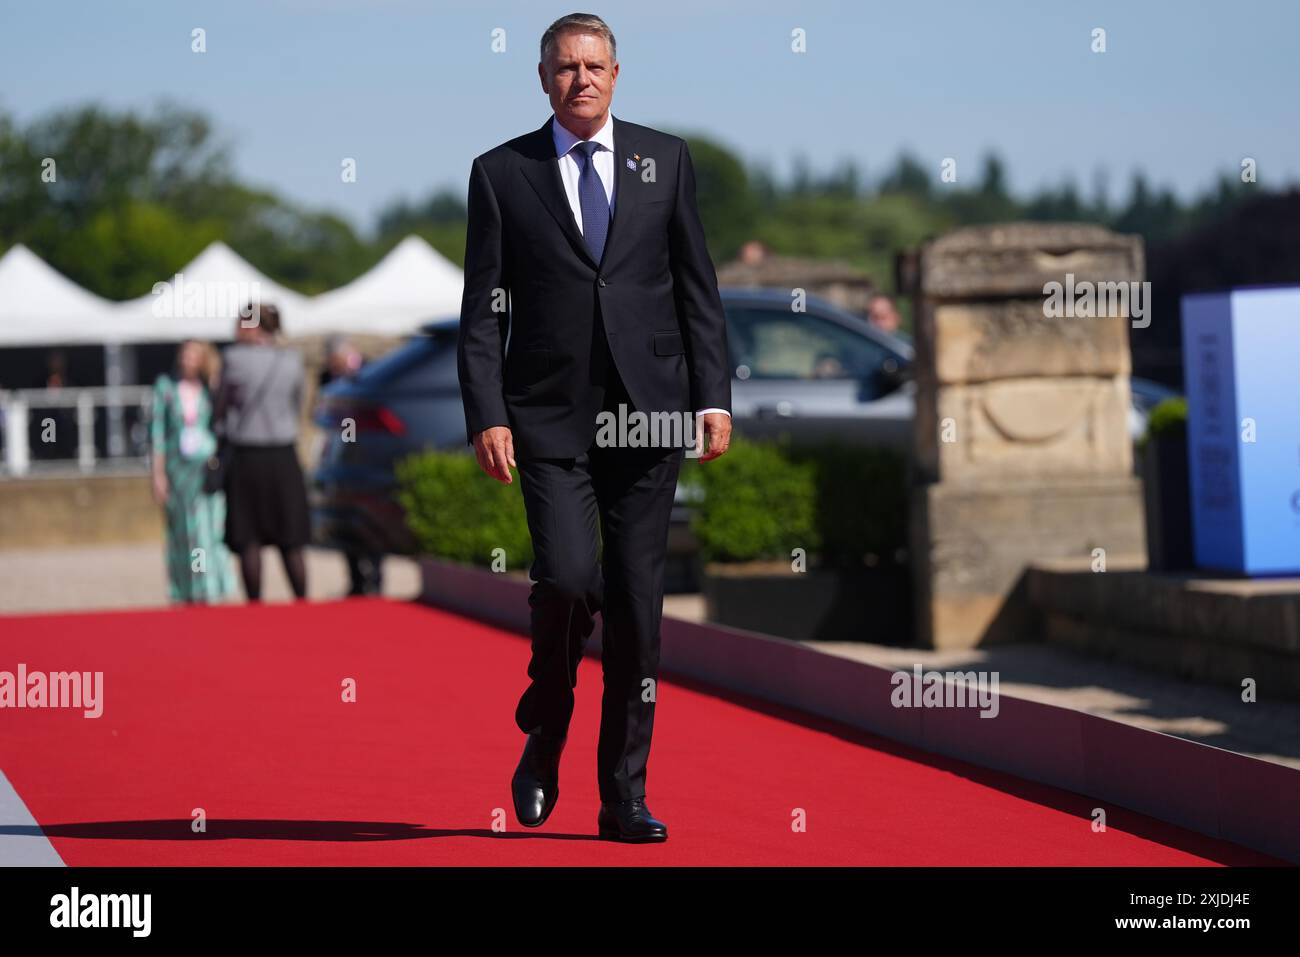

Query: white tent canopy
left=298, top=235, right=463, bottom=336
left=110, top=241, right=313, bottom=343
left=0, top=244, right=121, bottom=345
left=0, top=235, right=464, bottom=346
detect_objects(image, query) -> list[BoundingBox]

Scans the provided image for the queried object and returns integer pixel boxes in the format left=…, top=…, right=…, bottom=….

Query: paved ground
left=0, top=543, right=421, bottom=611
left=4, top=545, right=1297, bottom=770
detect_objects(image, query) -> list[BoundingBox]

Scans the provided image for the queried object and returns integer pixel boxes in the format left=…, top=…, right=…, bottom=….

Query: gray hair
left=540, top=13, right=616, bottom=65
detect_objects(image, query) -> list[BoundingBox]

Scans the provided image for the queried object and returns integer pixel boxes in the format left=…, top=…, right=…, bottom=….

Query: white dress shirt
left=551, top=113, right=730, bottom=421
left=552, top=112, right=617, bottom=222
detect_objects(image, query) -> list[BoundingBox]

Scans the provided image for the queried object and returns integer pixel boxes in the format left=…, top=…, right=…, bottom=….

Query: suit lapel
left=519, top=115, right=596, bottom=269
left=602, top=115, right=641, bottom=269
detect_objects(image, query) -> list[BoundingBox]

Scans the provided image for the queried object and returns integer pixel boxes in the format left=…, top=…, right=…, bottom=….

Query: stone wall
left=1028, top=558, right=1300, bottom=700
left=0, top=474, right=161, bottom=549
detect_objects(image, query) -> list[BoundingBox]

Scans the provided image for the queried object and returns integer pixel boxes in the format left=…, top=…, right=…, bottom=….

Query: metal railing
left=0, top=385, right=155, bottom=478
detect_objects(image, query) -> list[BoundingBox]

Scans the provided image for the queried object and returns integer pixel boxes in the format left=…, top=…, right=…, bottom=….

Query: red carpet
left=0, top=599, right=1282, bottom=866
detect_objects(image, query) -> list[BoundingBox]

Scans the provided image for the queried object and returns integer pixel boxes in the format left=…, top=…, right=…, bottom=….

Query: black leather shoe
left=511, top=732, right=566, bottom=827
left=597, top=797, right=668, bottom=842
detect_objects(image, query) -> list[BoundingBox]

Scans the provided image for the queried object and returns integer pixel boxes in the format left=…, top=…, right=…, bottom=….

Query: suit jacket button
left=597, top=277, right=607, bottom=287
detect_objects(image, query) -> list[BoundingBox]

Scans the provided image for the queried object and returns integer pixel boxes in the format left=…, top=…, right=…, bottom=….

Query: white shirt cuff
left=695, top=408, right=731, bottom=417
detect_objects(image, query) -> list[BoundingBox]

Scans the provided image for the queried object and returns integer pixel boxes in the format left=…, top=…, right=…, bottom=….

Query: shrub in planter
left=679, top=439, right=820, bottom=563
left=788, top=440, right=908, bottom=567
left=395, top=451, right=533, bottom=569
left=681, top=439, right=911, bottom=643
left=1142, top=396, right=1188, bottom=445
left=1139, top=396, right=1193, bottom=571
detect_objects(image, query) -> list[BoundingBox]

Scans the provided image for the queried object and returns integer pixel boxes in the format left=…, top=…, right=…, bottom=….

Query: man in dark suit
left=456, top=12, right=732, bottom=843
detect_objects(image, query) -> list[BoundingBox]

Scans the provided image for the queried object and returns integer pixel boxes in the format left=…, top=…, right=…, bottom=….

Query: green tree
left=672, top=133, right=757, bottom=262
left=376, top=188, right=469, bottom=267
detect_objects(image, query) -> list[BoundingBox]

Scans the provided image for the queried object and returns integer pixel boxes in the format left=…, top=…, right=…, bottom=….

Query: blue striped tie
left=572, top=140, right=609, bottom=264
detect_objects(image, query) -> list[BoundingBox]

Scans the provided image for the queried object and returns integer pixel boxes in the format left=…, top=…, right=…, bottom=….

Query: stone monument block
left=931, top=376, right=1133, bottom=480
left=929, top=301, right=1131, bottom=385
left=909, top=223, right=1148, bottom=648
left=918, top=222, right=1144, bottom=300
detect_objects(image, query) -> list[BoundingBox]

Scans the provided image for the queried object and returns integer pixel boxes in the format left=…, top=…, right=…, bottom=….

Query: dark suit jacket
left=456, top=114, right=731, bottom=459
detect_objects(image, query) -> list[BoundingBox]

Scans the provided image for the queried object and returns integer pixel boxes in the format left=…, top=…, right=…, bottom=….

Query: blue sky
left=2, top=0, right=1297, bottom=235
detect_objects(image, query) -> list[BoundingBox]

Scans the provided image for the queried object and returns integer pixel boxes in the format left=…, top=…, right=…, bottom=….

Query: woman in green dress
left=150, top=340, right=238, bottom=603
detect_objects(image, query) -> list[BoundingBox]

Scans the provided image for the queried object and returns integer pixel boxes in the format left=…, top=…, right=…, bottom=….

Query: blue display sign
left=1181, top=287, right=1300, bottom=575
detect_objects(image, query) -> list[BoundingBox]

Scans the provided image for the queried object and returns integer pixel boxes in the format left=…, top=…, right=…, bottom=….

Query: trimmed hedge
left=679, top=438, right=908, bottom=566
left=398, top=439, right=910, bottom=571
left=790, top=440, right=908, bottom=565
left=395, top=451, right=533, bottom=570
left=678, top=440, right=820, bottom=564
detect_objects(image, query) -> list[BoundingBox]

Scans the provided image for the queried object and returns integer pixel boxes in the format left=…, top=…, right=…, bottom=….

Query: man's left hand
left=695, top=412, right=732, bottom=461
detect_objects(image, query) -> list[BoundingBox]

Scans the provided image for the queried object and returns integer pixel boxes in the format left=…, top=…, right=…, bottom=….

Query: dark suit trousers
left=513, top=336, right=686, bottom=804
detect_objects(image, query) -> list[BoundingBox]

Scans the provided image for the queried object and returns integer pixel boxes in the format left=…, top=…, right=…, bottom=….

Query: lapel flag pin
left=626, top=157, right=636, bottom=170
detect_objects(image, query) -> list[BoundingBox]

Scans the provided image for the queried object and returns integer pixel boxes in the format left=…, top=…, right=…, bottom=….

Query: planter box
left=417, top=555, right=533, bottom=634
left=702, top=559, right=912, bottom=644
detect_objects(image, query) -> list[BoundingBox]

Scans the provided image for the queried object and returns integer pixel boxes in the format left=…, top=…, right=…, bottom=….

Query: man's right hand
left=472, top=426, right=516, bottom=484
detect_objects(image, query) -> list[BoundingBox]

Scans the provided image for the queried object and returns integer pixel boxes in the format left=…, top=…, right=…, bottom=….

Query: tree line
left=2, top=102, right=1294, bottom=366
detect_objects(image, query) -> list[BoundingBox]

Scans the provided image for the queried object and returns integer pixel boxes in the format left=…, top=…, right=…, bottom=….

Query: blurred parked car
left=309, top=322, right=463, bottom=574
left=310, top=289, right=1177, bottom=587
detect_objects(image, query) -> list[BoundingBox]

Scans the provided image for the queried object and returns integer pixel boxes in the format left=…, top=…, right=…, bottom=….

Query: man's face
left=870, top=298, right=901, bottom=333
left=539, top=30, right=618, bottom=130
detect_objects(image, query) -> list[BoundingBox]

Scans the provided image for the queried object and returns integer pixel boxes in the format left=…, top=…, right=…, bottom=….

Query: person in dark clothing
left=317, top=336, right=383, bottom=596
left=213, top=303, right=311, bottom=602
